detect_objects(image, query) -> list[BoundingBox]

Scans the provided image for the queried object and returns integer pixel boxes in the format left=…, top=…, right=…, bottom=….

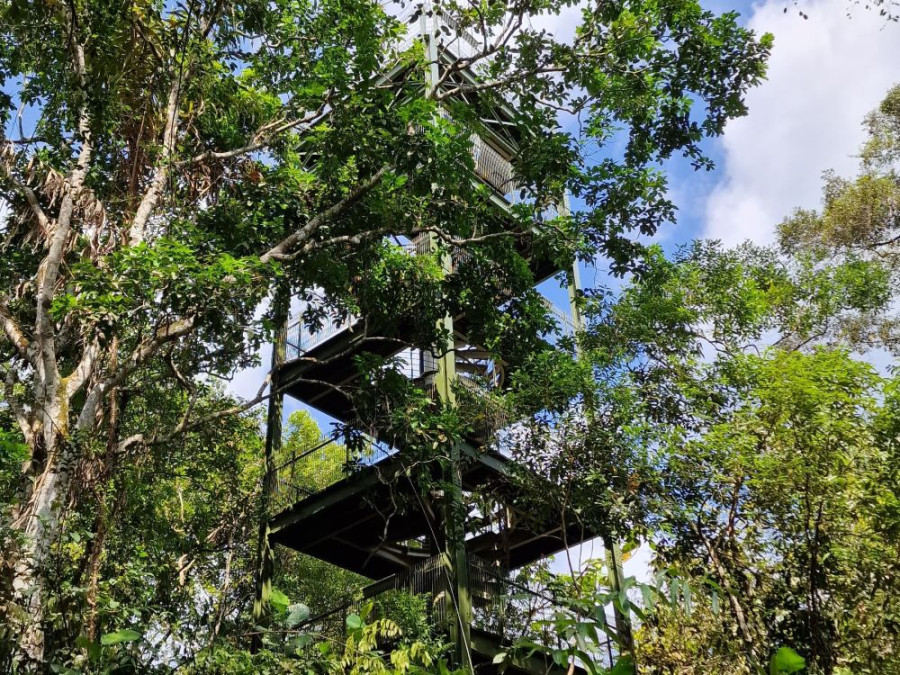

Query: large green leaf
left=269, top=587, right=290, bottom=613
left=609, top=655, right=635, bottom=675
left=100, top=629, right=141, bottom=646
left=769, top=647, right=806, bottom=674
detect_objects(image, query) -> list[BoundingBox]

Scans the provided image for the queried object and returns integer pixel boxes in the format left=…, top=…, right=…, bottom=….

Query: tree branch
left=64, top=338, right=100, bottom=399
left=0, top=150, right=52, bottom=233
left=75, top=316, right=197, bottom=432
left=128, top=75, right=183, bottom=246
left=0, top=299, right=31, bottom=364
left=176, top=103, right=330, bottom=168
left=261, top=165, right=391, bottom=263
left=3, top=365, right=33, bottom=445
left=436, top=65, right=566, bottom=101
left=33, top=27, right=94, bottom=393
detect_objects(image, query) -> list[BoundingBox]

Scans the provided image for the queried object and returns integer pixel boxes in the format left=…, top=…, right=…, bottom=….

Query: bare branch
left=33, top=26, right=94, bottom=390
left=176, top=104, right=330, bottom=168
left=0, top=149, right=52, bottom=233
left=3, top=365, right=33, bottom=445
left=436, top=66, right=566, bottom=101
left=128, top=76, right=183, bottom=246
left=75, top=316, right=197, bottom=432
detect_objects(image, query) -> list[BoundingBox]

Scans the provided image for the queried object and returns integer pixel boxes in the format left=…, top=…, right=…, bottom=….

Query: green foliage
left=770, top=647, right=806, bottom=675
left=305, top=601, right=457, bottom=674
left=586, top=261, right=899, bottom=672
left=98, top=629, right=140, bottom=647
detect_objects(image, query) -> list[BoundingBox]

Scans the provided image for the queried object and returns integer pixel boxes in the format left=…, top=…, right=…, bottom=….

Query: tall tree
left=569, top=240, right=900, bottom=673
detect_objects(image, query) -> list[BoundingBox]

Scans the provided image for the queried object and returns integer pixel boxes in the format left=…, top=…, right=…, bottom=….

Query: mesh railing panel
left=285, top=310, right=358, bottom=361
left=270, top=432, right=397, bottom=515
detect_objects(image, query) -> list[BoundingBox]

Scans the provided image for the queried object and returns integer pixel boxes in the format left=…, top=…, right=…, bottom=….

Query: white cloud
left=704, top=0, right=900, bottom=246
left=526, top=3, right=584, bottom=44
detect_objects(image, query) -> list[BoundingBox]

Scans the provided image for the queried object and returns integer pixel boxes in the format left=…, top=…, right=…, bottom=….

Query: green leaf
left=346, top=613, right=363, bottom=630
left=100, top=629, right=141, bottom=646
left=551, top=648, right=569, bottom=667
left=288, top=634, right=315, bottom=654
left=770, top=647, right=806, bottom=674
left=269, top=588, right=290, bottom=613
left=75, top=635, right=100, bottom=661
left=610, top=655, right=636, bottom=675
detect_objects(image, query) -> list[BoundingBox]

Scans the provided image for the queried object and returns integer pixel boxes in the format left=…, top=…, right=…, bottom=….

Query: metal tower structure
left=254, top=5, right=623, bottom=672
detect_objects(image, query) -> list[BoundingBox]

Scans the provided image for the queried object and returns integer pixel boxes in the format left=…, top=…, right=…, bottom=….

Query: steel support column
left=252, top=286, right=289, bottom=650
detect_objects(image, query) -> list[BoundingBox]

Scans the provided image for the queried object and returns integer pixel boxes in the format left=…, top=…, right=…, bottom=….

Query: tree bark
left=84, top=363, right=127, bottom=643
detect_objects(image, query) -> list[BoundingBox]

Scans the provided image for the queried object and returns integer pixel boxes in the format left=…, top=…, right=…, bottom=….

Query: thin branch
left=436, top=66, right=566, bottom=100
left=3, top=365, right=33, bottom=445
left=0, top=153, right=52, bottom=233
left=33, top=19, right=94, bottom=397
left=176, top=103, right=330, bottom=168
left=75, top=316, right=197, bottom=432
left=128, top=75, right=183, bottom=246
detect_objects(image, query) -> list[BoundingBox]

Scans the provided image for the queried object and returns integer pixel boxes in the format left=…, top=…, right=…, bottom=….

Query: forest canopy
left=0, top=0, right=897, bottom=673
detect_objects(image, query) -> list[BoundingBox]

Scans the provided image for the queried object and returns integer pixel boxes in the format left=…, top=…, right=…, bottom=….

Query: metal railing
left=291, top=553, right=615, bottom=669
left=408, top=125, right=519, bottom=199
left=455, top=377, right=514, bottom=444
left=284, top=295, right=573, bottom=363
left=395, top=3, right=486, bottom=62
left=286, top=307, right=358, bottom=360
left=270, top=430, right=397, bottom=515
left=403, top=232, right=474, bottom=271
left=471, top=134, right=518, bottom=198
left=390, top=3, right=570, bottom=212
left=541, top=296, right=577, bottom=338
left=470, top=558, right=616, bottom=668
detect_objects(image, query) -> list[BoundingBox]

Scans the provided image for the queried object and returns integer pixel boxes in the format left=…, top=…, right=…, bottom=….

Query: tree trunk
left=251, top=286, right=289, bottom=652
left=12, top=427, right=75, bottom=666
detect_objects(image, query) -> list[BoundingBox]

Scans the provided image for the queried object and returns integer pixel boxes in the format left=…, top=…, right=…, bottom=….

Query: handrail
left=274, top=429, right=345, bottom=473
left=286, top=308, right=358, bottom=360
left=395, top=3, right=486, bottom=62
left=471, top=134, right=518, bottom=197
left=269, top=429, right=398, bottom=515
left=540, top=297, right=576, bottom=337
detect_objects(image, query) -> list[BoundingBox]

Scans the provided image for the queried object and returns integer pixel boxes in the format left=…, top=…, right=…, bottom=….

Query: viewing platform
left=256, top=9, right=604, bottom=672
left=267, top=428, right=597, bottom=579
